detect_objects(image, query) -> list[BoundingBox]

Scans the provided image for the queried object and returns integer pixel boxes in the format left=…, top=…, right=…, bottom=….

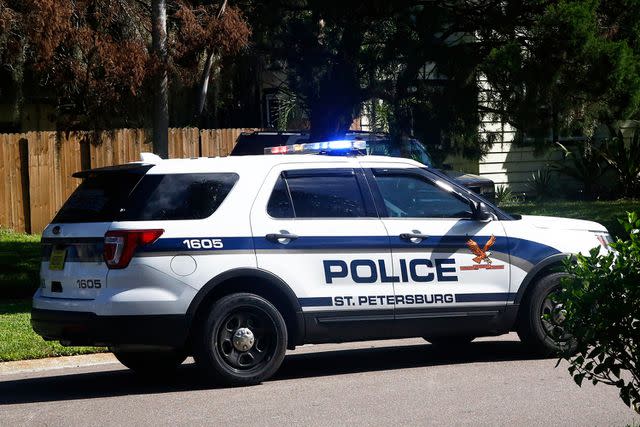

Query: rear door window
left=267, top=169, right=371, bottom=218
left=120, top=173, right=238, bottom=221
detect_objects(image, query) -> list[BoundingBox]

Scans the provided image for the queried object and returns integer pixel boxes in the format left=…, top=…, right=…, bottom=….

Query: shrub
left=527, top=168, right=554, bottom=200
left=495, top=185, right=518, bottom=206
left=559, top=212, right=640, bottom=413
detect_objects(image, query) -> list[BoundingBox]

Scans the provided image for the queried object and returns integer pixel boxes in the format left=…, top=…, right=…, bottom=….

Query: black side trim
left=513, top=254, right=571, bottom=303
left=304, top=305, right=518, bottom=344
left=186, top=268, right=305, bottom=344
left=31, top=308, right=187, bottom=347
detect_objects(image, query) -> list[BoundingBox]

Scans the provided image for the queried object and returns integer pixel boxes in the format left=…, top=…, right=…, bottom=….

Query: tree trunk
left=152, top=0, right=169, bottom=158
left=193, top=0, right=228, bottom=126
left=194, top=50, right=216, bottom=125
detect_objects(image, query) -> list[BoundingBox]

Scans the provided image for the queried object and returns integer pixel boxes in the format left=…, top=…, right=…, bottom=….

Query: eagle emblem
left=466, top=235, right=496, bottom=264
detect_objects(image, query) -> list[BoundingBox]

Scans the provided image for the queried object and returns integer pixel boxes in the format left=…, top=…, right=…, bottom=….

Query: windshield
left=365, top=139, right=434, bottom=167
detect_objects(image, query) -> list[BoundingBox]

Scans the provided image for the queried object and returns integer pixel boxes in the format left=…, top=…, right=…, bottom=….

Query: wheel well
left=187, top=275, right=302, bottom=350
left=515, top=261, right=564, bottom=326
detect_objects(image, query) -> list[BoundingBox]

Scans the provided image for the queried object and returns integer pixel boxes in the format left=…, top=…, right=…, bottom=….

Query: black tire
left=194, top=293, right=287, bottom=386
left=424, top=336, right=475, bottom=348
left=517, top=272, right=577, bottom=355
left=111, top=348, right=186, bottom=377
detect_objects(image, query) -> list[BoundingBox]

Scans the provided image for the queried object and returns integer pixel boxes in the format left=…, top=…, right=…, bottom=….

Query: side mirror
left=473, top=202, right=495, bottom=222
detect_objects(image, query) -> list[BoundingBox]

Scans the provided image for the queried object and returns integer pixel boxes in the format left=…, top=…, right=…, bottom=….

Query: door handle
left=266, top=232, right=299, bottom=244
left=400, top=232, right=429, bottom=242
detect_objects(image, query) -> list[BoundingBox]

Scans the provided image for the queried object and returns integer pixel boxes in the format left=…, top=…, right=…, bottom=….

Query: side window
left=374, top=173, right=473, bottom=218
left=267, top=175, right=294, bottom=218
left=120, top=173, right=238, bottom=220
left=268, top=170, right=369, bottom=218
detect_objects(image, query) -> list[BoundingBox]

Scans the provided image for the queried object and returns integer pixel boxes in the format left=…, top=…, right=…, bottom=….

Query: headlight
left=594, top=232, right=613, bottom=249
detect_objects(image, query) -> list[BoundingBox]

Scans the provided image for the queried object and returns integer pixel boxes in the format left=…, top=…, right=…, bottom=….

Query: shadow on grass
left=0, top=340, right=551, bottom=405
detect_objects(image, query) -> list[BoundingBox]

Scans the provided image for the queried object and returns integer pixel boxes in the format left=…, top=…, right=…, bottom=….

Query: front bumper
left=31, top=308, right=189, bottom=347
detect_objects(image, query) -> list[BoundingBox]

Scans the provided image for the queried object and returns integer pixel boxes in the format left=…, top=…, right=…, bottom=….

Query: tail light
left=104, top=229, right=164, bottom=269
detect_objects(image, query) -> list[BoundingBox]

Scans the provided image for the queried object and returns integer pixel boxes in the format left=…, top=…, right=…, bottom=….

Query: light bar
left=264, top=140, right=367, bottom=155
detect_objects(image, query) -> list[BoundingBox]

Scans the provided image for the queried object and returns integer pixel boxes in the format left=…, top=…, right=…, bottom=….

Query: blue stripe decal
left=455, top=293, right=516, bottom=303
left=254, top=236, right=390, bottom=250
left=299, top=297, right=334, bottom=307
left=142, top=237, right=254, bottom=252
left=139, top=235, right=560, bottom=265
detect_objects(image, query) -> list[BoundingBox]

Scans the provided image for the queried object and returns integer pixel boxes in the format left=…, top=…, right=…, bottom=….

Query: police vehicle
left=32, top=141, right=611, bottom=385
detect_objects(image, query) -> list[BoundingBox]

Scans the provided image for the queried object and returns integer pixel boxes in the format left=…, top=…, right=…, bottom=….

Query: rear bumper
left=31, top=308, right=189, bottom=347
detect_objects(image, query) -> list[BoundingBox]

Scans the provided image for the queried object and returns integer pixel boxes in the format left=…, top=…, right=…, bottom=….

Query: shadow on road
left=0, top=340, right=551, bottom=405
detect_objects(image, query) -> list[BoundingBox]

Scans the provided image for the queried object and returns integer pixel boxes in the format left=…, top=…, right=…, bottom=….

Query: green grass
left=0, top=300, right=105, bottom=362
left=0, top=228, right=41, bottom=299
left=503, top=199, right=640, bottom=239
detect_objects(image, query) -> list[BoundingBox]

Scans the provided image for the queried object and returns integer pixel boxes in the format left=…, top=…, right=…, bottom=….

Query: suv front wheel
left=194, top=293, right=288, bottom=386
left=517, top=272, right=577, bottom=355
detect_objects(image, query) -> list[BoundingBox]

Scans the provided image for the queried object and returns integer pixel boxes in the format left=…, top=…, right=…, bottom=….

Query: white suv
left=32, top=147, right=611, bottom=385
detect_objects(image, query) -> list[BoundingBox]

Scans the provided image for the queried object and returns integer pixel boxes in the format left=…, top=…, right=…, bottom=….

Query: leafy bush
left=559, top=212, right=640, bottom=413
left=552, top=141, right=606, bottom=199
left=527, top=168, right=555, bottom=200
left=495, top=185, right=518, bottom=206
left=601, top=128, right=640, bottom=198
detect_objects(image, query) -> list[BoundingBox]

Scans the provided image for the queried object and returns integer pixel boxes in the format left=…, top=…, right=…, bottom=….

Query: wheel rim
left=539, top=288, right=571, bottom=343
left=215, top=306, right=277, bottom=372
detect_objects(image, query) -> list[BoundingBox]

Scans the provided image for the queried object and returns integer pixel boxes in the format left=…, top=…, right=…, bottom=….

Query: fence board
left=0, top=134, right=25, bottom=232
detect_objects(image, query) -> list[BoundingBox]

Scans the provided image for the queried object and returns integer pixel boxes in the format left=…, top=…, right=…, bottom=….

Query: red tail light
left=103, top=229, right=164, bottom=269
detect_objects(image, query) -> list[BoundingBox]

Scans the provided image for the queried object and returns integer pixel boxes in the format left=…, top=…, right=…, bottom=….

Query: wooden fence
left=0, top=128, right=258, bottom=234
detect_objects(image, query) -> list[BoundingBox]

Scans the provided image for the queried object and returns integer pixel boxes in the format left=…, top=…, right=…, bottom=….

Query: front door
left=363, top=164, right=511, bottom=334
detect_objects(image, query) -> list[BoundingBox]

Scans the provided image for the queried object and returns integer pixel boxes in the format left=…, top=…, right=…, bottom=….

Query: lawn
left=0, top=228, right=41, bottom=299
left=0, top=300, right=105, bottom=362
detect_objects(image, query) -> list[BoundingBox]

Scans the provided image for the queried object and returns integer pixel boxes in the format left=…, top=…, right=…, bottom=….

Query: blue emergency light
left=264, top=140, right=367, bottom=155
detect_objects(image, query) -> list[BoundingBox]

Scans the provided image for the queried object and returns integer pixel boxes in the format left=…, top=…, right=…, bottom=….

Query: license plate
left=49, top=247, right=67, bottom=271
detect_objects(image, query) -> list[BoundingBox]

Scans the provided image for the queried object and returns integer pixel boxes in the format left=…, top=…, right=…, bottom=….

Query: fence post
left=18, top=137, right=31, bottom=234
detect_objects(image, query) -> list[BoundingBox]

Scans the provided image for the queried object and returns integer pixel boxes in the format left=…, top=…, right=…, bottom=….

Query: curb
left=0, top=353, right=118, bottom=376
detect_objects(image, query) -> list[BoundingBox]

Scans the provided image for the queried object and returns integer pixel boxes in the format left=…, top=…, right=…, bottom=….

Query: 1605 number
left=182, top=239, right=224, bottom=249
left=77, top=279, right=101, bottom=288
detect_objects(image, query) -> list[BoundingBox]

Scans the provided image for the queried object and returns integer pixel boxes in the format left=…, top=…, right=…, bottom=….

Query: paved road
left=0, top=334, right=637, bottom=426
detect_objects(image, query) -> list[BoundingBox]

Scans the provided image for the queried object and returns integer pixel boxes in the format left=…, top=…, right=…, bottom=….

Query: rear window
left=53, top=172, right=238, bottom=223
left=120, top=173, right=238, bottom=221
left=53, top=172, right=144, bottom=223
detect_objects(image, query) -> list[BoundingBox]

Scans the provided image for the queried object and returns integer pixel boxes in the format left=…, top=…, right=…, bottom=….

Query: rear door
left=40, top=166, right=150, bottom=300
left=250, top=163, right=395, bottom=342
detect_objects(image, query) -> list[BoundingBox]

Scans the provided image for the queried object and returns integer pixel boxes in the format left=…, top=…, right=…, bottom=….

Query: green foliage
left=559, top=212, right=640, bottom=413
left=551, top=141, right=607, bottom=199
left=527, top=169, right=555, bottom=200
left=495, top=185, right=518, bottom=206
left=601, top=126, right=640, bottom=197
left=480, top=0, right=640, bottom=148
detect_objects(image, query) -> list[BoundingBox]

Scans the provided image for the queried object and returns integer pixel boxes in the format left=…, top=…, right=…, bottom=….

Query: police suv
left=32, top=141, right=611, bottom=385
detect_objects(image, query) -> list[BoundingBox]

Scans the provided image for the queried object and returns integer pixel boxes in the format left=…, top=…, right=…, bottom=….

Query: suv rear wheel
left=111, top=348, right=186, bottom=377
left=517, top=272, right=577, bottom=355
left=194, top=293, right=287, bottom=386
